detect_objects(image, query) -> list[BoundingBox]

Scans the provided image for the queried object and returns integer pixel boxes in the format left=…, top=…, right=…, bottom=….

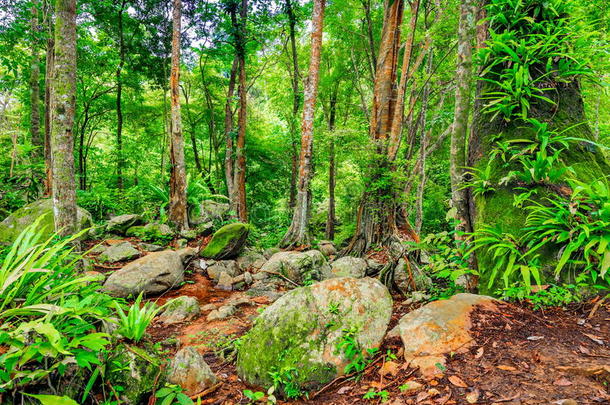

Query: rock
left=244, top=271, right=253, bottom=285
left=216, top=271, right=233, bottom=291
left=167, top=347, right=217, bottom=396
left=179, top=229, right=198, bottom=240
left=103, top=250, right=184, bottom=297
left=366, top=259, right=384, bottom=275
left=189, top=200, right=230, bottom=225
left=207, top=260, right=240, bottom=281
left=194, top=221, right=214, bottom=237
left=158, top=296, right=200, bottom=325
left=141, top=243, right=164, bottom=252
left=236, top=249, right=266, bottom=272
left=126, top=223, right=174, bottom=242
left=246, top=279, right=286, bottom=302
left=177, top=247, right=197, bottom=263
left=263, top=247, right=281, bottom=259
left=106, top=214, right=143, bottom=234
left=260, top=250, right=331, bottom=284
left=326, top=256, right=368, bottom=279
left=397, top=293, right=497, bottom=377
left=88, top=244, right=106, bottom=254
left=176, top=238, right=188, bottom=248
left=98, top=241, right=140, bottom=263
left=237, top=277, right=392, bottom=392
left=107, top=343, right=165, bottom=404
left=0, top=199, right=92, bottom=244
left=200, top=303, right=216, bottom=312
left=394, top=258, right=432, bottom=293
left=207, top=305, right=236, bottom=321
left=318, top=240, right=337, bottom=257
left=201, top=223, right=249, bottom=259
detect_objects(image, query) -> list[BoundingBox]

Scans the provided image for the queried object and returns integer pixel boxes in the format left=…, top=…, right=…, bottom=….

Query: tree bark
left=450, top=0, right=476, bottom=236
left=280, top=0, right=326, bottom=248
left=286, top=0, right=300, bottom=211
left=224, top=56, right=238, bottom=205
left=233, top=0, right=249, bottom=222
left=115, top=0, right=127, bottom=191
left=50, top=0, right=77, bottom=237
left=30, top=1, right=42, bottom=156
left=168, top=0, right=188, bottom=231
left=415, top=50, right=433, bottom=234
left=43, top=0, right=54, bottom=197
left=325, top=85, right=338, bottom=240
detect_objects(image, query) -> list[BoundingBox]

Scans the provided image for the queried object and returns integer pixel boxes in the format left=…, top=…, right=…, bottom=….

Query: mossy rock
left=106, top=342, right=165, bottom=404
left=0, top=199, right=93, bottom=244
left=200, top=222, right=249, bottom=259
left=236, top=277, right=392, bottom=395
left=125, top=223, right=174, bottom=244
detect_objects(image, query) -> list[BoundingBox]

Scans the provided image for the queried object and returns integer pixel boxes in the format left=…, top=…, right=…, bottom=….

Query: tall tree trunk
left=286, top=0, right=300, bottom=211
left=224, top=56, right=238, bottom=204
left=51, top=0, right=77, bottom=236
left=325, top=85, right=338, bottom=240
left=30, top=1, right=42, bottom=156
left=233, top=0, right=249, bottom=222
left=450, top=0, right=476, bottom=236
left=43, top=0, right=54, bottom=197
left=280, top=0, right=326, bottom=248
left=115, top=0, right=126, bottom=191
left=168, top=0, right=188, bottom=231
left=415, top=50, right=433, bottom=234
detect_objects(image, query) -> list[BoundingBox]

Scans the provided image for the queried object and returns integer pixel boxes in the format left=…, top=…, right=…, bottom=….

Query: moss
left=201, top=222, right=249, bottom=259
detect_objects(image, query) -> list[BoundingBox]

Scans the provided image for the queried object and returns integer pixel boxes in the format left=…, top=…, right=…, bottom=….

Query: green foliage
left=23, top=393, right=79, bottom=405
left=114, top=293, right=164, bottom=343
left=243, top=389, right=265, bottom=403
left=501, top=283, right=582, bottom=309
left=155, top=384, right=194, bottom=405
left=335, top=326, right=379, bottom=376
left=268, top=367, right=302, bottom=399
left=363, top=389, right=389, bottom=402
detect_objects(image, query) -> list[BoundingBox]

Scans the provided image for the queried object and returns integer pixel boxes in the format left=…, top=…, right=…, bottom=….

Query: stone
left=177, top=246, right=197, bottom=263
left=98, top=241, right=140, bottom=263
left=179, top=229, right=198, bottom=240
left=141, top=243, right=164, bottom=252
left=259, top=250, right=331, bottom=284
left=200, top=223, right=249, bottom=259
left=236, top=249, right=266, bottom=272
left=263, top=247, right=281, bottom=259
left=176, top=238, right=188, bottom=248
left=207, top=260, right=240, bottom=282
left=88, top=244, right=106, bottom=254
left=158, top=296, right=200, bottom=325
left=366, top=259, right=384, bottom=275
left=394, top=258, right=432, bottom=293
left=107, top=343, right=165, bottom=404
left=103, top=250, right=184, bottom=297
left=206, top=305, right=236, bottom=321
left=244, top=271, right=253, bottom=285
left=0, top=199, right=92, bottom=244
left=106, top=214, right=143, bottom=234
left=318, top=240, right=337, bottom=257
left=216, top=271, right=233, bottom=291
left=200, top=303, right=216, bottom=312
left=237, top=277, right=392, bottom=392
left=397, top=293, right=497, bottom=377
left=189, top=200, right=230, bottom=225
left=126, top=223, right=174, bottom=242
left=326, top=256, right=368, bottom=279
left=167, top=347, right=217, bottom=396
left=195, top=221, right=214, bottom=237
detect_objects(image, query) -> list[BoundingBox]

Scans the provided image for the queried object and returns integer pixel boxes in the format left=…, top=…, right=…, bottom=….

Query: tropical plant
left=114, top=293, right=165, bottom=343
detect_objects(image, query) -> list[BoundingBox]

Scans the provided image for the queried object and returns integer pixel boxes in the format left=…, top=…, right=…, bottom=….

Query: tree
left=233, top=0, right=248, bottom=222
left=285, top=0, right=301, bottom=211
left=280, top=0, right=326, bottom=248
left=50, top=0, right=77, bottom=236
left=29, top=1, right=42, bottom=155
left=43, top=0, right=54, bottom=196
left=115, top=0, right=128, bottom=191
left=168, top=0, right=188, bottom=231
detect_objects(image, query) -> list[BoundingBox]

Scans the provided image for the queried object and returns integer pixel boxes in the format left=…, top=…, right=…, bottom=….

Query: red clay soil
left=144, top=269, right=610, bottom=405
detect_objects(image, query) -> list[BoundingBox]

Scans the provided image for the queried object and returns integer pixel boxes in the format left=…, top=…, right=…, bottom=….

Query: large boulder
left=397, top=293, right=497, bottom=377
left=318, top=240, right=337, bottom=257
left=189, top=200, right=230, bottom=225
left=200, top=222, right=249, bottom=259
left=237, top=277, right=392, bottom=393
left=167, top=347, right=217, bottom=396
left=103, top=250, right=184, bottom=297
left=98, top=241, right=140, bottom=263
left=106, top=214, right=143, bottom=234
left=259, top=250, right=331, bottom=284
left=0, top=199, right=92, bottom=244
left=326, top=256, right=368, bottom=279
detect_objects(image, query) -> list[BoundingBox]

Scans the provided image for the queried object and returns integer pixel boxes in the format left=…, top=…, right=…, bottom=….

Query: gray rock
left=98, top=241, right=140, bottom=263
left=325, top=256, right=368, bottom=279
left=88, top=244, right=106, bottom=254
left=318, top=240, right=337, bottom=257
left=177, top=247, right=197, bottom=263
left=394, top=258, right=432, bottom=293
left=179, top=229, right=198, bottom=240
left=103, top=250, right=184, bottom=297
left=207, top=260, right=240, bottom=281
left=176, top=238, right=188, bottom=248
left=141, top=243, right=164, bottom=252
left=200, top=303, right=216, bottom=312
left=189, top=200, right=230, bottom=226
left=263, top=247, right=281, bottom=259
left=206, top=305, right=235, bottom=321
left=167, top=347, right=217, bottom=396
left=158, top=296, right=200, bottom=325
left=216, top=271, right=233, bottom=291
left=0, top=199, right=92, bottom=244
left=237, top=277, right=392, bottom=391
left=106, top=214, right=143, bottom=234
left=259, top=250, right=330, bottom=284
left=236, top=249, right=266, bottom=272
left=244, top=271, right=253, bottom=285
left=366, top=259, right=384, bottom=275
left=252, top=272, right=269, bottom=281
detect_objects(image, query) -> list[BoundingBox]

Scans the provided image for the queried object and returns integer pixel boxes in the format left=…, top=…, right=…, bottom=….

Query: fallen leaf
left=466, top=389, right=480, bottom=404
left=379, top=361, right=400, bottom=377
left=475, top=347, right=484, bottom=359
left=337, top=386, right=352, bottom=395
left=448, top=375, right=468, bottom=388
left=497, top=365, right=517, bottom=371
left=583, top=333, right=604, bottom=345
left=578, top=345, right=591, bottom=355
left=527, top=336, right=544, bottom=341
left=553, top=377, right=573, bottom=386
left=429, top=379, right=439, bottom=386
left=428, top=388, right=441, bottom=397
left=416, top=391, right=430, bottom=402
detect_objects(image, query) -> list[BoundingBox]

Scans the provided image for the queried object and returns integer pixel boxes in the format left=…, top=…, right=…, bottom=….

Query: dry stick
left=587, top=297, right=606, bottom=320
left=189, top=382, right=223, bottom=401
left=260, top=269, right=300, bottom=287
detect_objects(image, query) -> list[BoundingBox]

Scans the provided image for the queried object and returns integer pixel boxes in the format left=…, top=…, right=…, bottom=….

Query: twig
left=189, top=382, right=223, bottom=400
left=587, top=297, right=606, bottom=320
left=260, top=270, right=300, bottom=287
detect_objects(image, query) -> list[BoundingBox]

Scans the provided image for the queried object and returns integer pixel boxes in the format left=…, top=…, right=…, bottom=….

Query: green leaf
left=23, top=394, right=79, bottom=405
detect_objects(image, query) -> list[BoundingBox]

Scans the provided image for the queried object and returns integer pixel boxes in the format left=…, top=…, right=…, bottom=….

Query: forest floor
left=88, top=243, right=610, bottom=405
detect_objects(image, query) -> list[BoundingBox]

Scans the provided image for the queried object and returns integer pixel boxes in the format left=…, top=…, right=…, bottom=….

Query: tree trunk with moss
left=470, top=0, right=610, bottom=293
left=168, top=0, right=188, bottom=231
left=30, top=1, right=42, bottom=156
left=280, top=0, right=326, bottom=248
left=50, top=0, right=77, bottom=236
left=233, top=0, right=248, bottom=223
left=43, top=0, right=54, bottom=196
